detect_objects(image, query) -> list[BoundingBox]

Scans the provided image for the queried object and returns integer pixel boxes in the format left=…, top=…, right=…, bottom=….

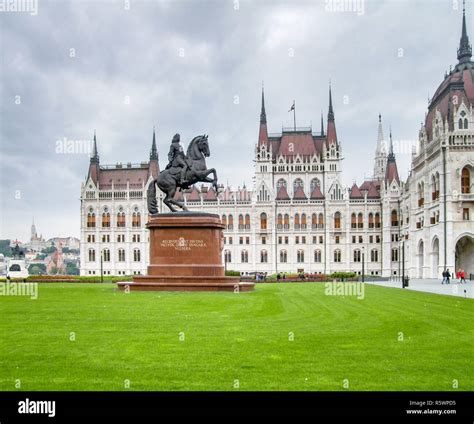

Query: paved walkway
left=365, top=278, right=474, bottom=299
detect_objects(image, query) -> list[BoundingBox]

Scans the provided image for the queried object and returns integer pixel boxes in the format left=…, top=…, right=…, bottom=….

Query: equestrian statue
left=147, top=133, right=218, bottom=213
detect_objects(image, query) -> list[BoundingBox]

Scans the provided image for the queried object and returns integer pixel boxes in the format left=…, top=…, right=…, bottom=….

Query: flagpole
left=293, top=100, right=296, bottom=131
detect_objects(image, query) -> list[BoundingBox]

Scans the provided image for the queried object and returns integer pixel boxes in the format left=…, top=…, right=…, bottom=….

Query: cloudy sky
left=0, top=0, right=471, bottom=241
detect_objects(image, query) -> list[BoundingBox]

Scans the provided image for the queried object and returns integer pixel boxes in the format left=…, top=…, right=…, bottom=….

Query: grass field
left=0, top=283, right=472, bottom=391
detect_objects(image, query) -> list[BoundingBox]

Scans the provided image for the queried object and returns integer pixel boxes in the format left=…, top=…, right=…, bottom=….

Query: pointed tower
left=458, top=0, right=472, bottom=64
left=31, top=217, right=37, bottom=241
left=320, top=111, right=325, bottom=136
left=385, top=128, right=400, bottom=185
left=148, top=127, right=160, bottom=179
left=326, top=83, right=338, bottom=146
left=88, top=130, right=100, bottom=185
left=373, top=114, right=388, bottom=180
left=258, top=84, right=269, bottom=146
left=255, top=84, right=273, bottom=202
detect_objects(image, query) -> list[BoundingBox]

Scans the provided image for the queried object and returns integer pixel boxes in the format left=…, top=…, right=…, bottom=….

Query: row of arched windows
left=87, top=248, right=141, bottom=262
left=87, top=212, right=141, bottom=228
left=221, top=212, right=392, bottom=231
left=223, top=249, right=380, bottom=263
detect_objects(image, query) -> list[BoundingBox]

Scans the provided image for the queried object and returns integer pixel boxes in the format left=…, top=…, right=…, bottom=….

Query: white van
left=6, top=259, right=29, bottom=281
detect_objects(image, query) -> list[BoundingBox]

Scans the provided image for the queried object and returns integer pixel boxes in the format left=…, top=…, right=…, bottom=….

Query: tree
left=65, top=262, right=80, bottom=276
left=29, top=264, right=46, bottom=275
left=0, top=240, right=12, bottom=256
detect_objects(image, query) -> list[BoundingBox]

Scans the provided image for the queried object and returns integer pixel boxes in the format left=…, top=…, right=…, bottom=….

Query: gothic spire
left=328, top=81, right=334, bottom=121
left=385, top=127, right=399, bottom=184
left=320, top=111, right=325, bottom=136
left=387, top=127, right=395, bottom=161
left=458, top=0, right=472, bottom=64
left=150, top=126, right=158, bottom=160
left=260, top=83, right=267, bottom=124
left=258, top=84, right=269, bottom=146
left=91, top=130, right=99, bottom=163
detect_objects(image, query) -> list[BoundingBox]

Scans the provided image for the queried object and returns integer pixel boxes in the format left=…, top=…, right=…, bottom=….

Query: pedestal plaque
left=117, top=212, right=254, bottom=292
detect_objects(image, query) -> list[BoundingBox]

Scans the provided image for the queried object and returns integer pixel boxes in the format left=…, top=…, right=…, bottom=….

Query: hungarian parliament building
left=80, top=9, right=474, bottom=278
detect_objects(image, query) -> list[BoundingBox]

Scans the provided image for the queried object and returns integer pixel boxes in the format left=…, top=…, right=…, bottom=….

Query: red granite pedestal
left=117, top=212, right=254, bottom=292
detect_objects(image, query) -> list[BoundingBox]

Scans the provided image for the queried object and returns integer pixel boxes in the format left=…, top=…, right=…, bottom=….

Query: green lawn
left=0, top=283, right=472, bottom=391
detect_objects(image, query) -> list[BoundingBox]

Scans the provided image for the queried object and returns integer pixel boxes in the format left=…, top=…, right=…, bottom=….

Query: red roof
left=276, top=185, right=290, bottom=200
left=204, top=187, right=218, bottom=201
left=385, top=161, right=400, bottom=184
left=349, top=183, right=364, bottom=199
left=326, top=120, right=337, bottom=145
left=173, top=190, right=184, bottom=201
left=187, top=186, right=200, bottom=201
left=277, top=133, right=324, bottom=157
left=258, top=122, right=268, bottom=146
left=310, top=185, right=324, bottom=199
left=366, top=184, right=380, bottom=199
left=293, top=186, right=307, bottom=200
left=98, top=167, right=149, bottom=188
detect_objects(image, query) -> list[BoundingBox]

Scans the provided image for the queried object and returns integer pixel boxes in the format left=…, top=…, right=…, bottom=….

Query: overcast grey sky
left=0, top=0, right=471, bottom=241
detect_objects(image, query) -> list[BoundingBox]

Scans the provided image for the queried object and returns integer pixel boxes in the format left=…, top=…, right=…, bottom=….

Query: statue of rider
left=166, top=133, right=189, bottom=186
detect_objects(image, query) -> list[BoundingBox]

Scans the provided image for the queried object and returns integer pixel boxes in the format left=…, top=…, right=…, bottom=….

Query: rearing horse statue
left=147, top=135, right=218, bottom=213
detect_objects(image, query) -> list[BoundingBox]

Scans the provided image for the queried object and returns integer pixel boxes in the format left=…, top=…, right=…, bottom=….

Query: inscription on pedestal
left=160, top=238, right=207, bottom=251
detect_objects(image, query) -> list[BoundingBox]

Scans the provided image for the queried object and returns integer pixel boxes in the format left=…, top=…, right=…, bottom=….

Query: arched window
left=241, top=250, right=249, bottom=263
left=87, top=212, right=96, bottom=228
left=280, top=250, right=287, bottom=263
left=334, top=249, right=341, bottom=263
left=310, top=178, right=321, bottom=190
left=353, top=249, right=361, bottom=262
left=375, top=213, right=381, bottom=228
left=277, top=178, right=287, bottom=189
left=260, top=213, right=267, bottom=230
left=102, top=212, right=110, bottom=228
left=277, top=214, right=283, bottom=229
left=260, top=250, right=268, bottom=263
left=102, top=249, right=110, bottom=262
left=371, top=249, right=378, bottom=262
left=459, top=118, right=463, bottom=129
left=357, top=213, right=363, bottom=228
left=221, top=215, right=227, bottom=227
left=464, top=118, right=469, bottom=129
left=461, top=167, right=471, bottom=194
left=284, top=214, right=290, bottom=229
left=318, top=213, right=324, bottom=228
left=368, top=213, right=374, bottom=228
left=391, top=210, right=399, bottom=227
left=294, top=213, right=300, bottom=229
left=117, top=212, right=126, bottom=228
left=88, top=249, right=95, bottom=262
left=312, top=213, right=317, bottom=229
left=132, top=212, right=141, bottom=227
left=351, top=213, right=357, bottom=229
left=297, top=249, right=304, bottom=263
left=133, top=249, right=141, bottom=262
left=314, top=250, right=322, bottom=263
left=238, top=214, right=244, bottom=230
left=245, top=214, right=250, bottom=229
left=293, top=178, right=304, bottom=191
left=334, top=212, right=341, bottom=229
left=301, top=213, right=307, bottom=229
left=224, top=250, right=231, bottom=263
left=228, top=215, right=234, bottom=230
left=118, top=248, right=125, bottom=262
left=418, top=182, right=424, bottom=207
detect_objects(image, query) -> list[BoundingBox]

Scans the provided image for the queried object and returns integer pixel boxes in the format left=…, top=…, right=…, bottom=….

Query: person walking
left=446, top=269, right=451, bottom=284
left=460, top=269, right=466, bottom=284
left=441, top=269, right=446, bottom=284
left=457, top=269, right=461, bottom=283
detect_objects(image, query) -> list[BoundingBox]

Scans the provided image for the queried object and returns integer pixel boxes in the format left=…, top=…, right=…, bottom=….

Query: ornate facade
left=80, top=9, right=473, bottom=278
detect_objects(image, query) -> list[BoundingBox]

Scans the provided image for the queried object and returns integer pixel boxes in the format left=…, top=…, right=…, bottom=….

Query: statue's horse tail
left=147, top=179, right=158, bottom=215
